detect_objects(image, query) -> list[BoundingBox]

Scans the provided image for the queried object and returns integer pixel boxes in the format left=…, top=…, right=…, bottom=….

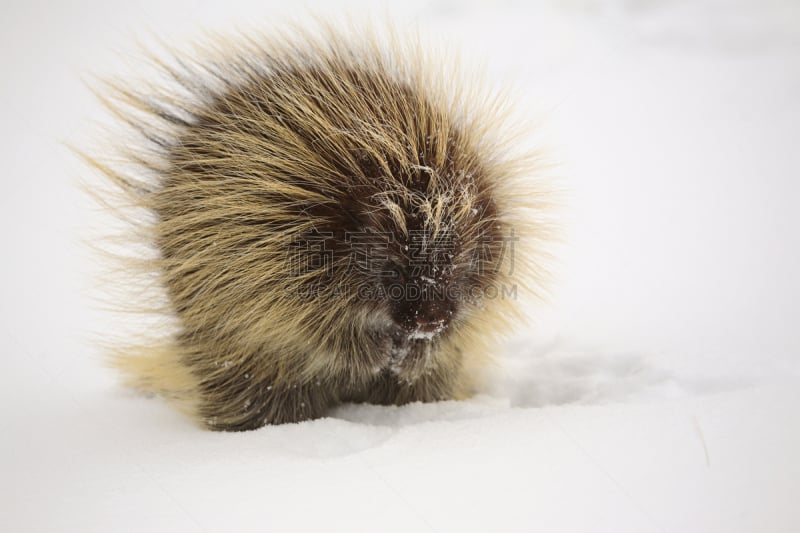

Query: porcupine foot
left=198, top=378, right=337, bottom=431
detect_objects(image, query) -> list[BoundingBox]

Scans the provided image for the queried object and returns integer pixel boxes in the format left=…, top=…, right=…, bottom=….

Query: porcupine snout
left=387, top=275, right=456, bottom=340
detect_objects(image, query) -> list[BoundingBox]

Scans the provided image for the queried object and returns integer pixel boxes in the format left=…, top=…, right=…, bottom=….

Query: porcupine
left=85, top=23, right=552, bottom=431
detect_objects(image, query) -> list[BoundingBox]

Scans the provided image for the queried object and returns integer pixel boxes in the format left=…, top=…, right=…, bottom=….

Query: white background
left=2, top=1, right=799, bottom=531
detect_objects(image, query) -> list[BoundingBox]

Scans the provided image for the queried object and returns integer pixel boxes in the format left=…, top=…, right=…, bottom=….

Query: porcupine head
left=85, top=22, right=552, bottom=430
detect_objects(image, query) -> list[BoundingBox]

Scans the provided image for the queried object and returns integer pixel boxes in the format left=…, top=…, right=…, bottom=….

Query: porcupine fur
left=84, top=23, right=552, bottom=431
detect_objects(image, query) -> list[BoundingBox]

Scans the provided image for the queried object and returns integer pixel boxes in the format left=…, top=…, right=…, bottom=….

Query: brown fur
left=83, top=23, right=553, bottom=431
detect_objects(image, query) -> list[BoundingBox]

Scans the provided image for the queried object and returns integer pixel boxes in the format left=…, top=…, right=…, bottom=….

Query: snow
left=406, top=328, right=443, bottom=340
left=2, top=0, right=800, bottom=532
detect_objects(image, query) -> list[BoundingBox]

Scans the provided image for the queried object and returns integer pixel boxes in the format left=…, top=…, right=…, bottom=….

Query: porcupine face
left=363, top=187, right=499, bottom=337
left=331, top=152, right=506, bottom=369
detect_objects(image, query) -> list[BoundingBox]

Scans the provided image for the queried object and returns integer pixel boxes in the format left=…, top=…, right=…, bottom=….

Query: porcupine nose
left=410, top=301, right=451, bottom=337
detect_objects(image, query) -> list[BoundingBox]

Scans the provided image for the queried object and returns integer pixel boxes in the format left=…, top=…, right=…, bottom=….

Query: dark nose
left=410, top=303, right=451, bottom=335
left=390, top=291, right=455, bottom=338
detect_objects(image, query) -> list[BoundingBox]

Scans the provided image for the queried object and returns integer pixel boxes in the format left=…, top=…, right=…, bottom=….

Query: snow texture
left=2, top=1, right=799, bottom=532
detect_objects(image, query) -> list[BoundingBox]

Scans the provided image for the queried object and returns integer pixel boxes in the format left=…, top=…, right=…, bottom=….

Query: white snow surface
left=2, top=1, right=800, bottom=531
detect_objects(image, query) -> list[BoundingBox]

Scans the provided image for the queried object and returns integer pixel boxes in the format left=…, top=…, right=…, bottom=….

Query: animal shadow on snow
left=331, top=337, right=744, bottom=429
